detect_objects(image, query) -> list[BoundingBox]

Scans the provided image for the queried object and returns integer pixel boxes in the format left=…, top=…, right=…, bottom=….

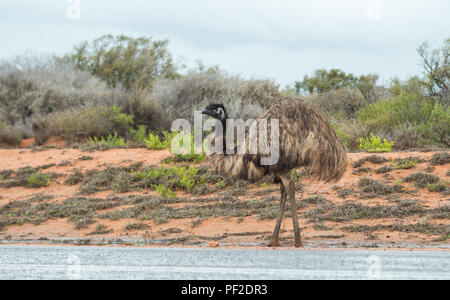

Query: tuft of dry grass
left=353, top=155, right=389, bottom=168
left=88, top=224, right=113, bottom=235
left=125, top=223, right=150, bottom=231
left=304, top=200, right=428, bottom=223
left=375, top=165, right=394, bottom=174
left=358, top=178, right=403, bottom=195
left=353, top=167, right=372, bottom=175
left=404, top=173, right=440, bottom=188
left=429, top=152, right=450, bottom=166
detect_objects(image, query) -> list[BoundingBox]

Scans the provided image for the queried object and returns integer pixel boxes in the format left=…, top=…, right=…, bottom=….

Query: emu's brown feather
left=208, top=98, right=347, bottom=182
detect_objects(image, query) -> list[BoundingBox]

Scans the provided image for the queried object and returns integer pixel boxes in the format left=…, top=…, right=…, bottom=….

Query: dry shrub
left=116, top=89, right=169, bottom=132
left=0, top=55, right=119, bottom=128
left=0, top=55, right=166, bottom=143
left=35, top=106, right=133, bottom=143
left=358, top=178, right=402, bottom=195
left=404, top=173, right=440, bottom=188
left=430, top=152, right=450, bottom=165
left=0, top=122, right=23, bottom=146
left=329, top=117, right=367, bottom=150
left=378, top=124, right=424, bottom=150
left=150, top=68, right=280, bottom=124
left=305, top=87, right=367, bottom=118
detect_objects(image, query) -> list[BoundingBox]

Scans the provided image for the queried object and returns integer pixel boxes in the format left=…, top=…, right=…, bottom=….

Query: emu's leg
left=281, top=176, right=302, bottom=248
left=268, top=182, right=287, bottom=247
left=289, top=180, right=302, bottom=247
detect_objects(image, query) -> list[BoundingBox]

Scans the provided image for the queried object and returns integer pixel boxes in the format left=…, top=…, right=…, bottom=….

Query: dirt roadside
left=0, top=146, right=448, bottom=249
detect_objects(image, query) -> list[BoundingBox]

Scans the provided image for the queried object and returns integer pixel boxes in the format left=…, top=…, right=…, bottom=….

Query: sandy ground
left=0, top=144, right=449, bottom=249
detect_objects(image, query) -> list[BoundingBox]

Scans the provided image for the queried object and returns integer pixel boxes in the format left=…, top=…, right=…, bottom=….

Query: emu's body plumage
left=209, top=98, right=347, bottom=182
left=203, top=98, right=347, bottom=247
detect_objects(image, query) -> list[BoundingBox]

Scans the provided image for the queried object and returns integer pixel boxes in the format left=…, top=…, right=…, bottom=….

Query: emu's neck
left=221, top=118, right=228, bottom=155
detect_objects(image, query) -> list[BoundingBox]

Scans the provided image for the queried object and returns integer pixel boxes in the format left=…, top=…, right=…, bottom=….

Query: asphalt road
left=0, top=245, right=448, bottom=280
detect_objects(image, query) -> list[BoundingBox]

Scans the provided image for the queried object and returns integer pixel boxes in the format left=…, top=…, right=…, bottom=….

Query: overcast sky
left=1, top=0, right=449, bottom=86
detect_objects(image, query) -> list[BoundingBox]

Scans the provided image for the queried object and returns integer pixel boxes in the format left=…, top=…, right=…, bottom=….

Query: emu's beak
left=202, top=109, right=219, bottom=119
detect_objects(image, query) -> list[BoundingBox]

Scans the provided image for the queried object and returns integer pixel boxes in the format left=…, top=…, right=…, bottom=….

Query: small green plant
left=427, top=180, right=449, bottom=192
left=79, top=156, right=93, bottom=161
left=144, top=131, right=174, bottom=150
left=359, top=133, right=395, bottom=153
left=169, top=130, right=206, bottom=163
left=88, top=132, right=127, bottom=149
left=27, top=172, right=52, bottom=188
left=392, top=158, right=416, bottom=169
left=134, top=165, right=206, bottom=194
left=155, top=184, right=176, bottom=199
left=128, top=125, right=148, bottom=143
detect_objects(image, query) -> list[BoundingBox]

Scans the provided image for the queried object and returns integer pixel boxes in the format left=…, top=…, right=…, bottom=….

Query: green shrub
left=359, top=94, right=433, bottom=131
left=155, top=184, right=176, bottom=199
left=359, top=133, right=395, bottom=153
left=64, top=34, right=178, bottom=90
left=27, top=173, right=52, bottom=188
left=415, top=103, right=449, bottom=146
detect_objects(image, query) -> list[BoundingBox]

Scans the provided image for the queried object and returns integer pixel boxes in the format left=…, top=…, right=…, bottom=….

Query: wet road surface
left=0, top=245, right=448, bottom=279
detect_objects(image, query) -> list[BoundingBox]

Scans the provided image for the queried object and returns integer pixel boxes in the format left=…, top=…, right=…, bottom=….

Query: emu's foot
left=268, top=240, right=280, bottom=247
left=293, top=238, right=303, bottom=248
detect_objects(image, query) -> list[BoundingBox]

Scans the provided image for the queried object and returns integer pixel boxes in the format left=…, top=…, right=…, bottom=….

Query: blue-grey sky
left=1, top=0, right=449, bottom=86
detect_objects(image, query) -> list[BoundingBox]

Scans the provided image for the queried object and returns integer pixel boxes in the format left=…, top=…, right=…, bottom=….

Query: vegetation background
left=0, top=35, right=448, bottom=152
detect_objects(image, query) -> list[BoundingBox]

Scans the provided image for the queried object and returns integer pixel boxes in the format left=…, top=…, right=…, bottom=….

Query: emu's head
left=202, top=104, right=227, bottom=121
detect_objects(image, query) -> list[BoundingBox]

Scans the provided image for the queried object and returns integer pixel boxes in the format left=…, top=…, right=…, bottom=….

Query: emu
left=202, top=98, right=347, bottom=247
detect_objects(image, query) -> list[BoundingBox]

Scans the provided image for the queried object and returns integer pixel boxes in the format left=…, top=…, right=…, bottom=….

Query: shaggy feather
left=208, top=98, right=347, bottom=182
